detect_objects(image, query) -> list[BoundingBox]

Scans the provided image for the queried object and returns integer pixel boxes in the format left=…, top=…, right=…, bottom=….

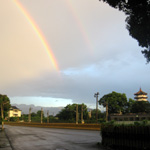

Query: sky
left=0, top=0, right=150, bottom=109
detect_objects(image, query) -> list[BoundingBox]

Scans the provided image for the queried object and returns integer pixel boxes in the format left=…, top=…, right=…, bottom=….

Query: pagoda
left=134, top=88, right=148, bottom=101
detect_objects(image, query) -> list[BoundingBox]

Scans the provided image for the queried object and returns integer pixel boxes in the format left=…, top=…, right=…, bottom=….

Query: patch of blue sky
left=62, top=64, right=99, bottom=77
left=10, top=96, right=73, bottom=107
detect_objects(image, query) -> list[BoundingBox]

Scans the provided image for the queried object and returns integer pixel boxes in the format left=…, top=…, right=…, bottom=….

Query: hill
left=11, top=104, right=64, bottom=116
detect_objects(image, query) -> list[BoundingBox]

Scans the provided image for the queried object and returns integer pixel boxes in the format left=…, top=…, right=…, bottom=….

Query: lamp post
left=94, top=92, right=99, bottom=123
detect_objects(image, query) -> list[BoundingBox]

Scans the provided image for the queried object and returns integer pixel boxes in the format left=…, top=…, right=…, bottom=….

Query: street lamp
left=94, top=92, right=99, bottom=123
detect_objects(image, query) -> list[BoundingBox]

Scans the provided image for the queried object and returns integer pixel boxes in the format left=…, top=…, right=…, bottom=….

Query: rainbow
left=65, top=0, right=93, bottom=54
left=13, top=0, right=59, bottom=71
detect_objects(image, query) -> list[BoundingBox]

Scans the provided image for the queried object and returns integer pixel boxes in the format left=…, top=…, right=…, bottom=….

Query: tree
left=125, top=98, right=135, bottom=113
left=37, top=110, right=44, bottom=118
left=90, top=109, right=100, bottom=119
left=99, top=0, right=150, bottom=62
left=0, top=95, right=10, bottom=130
left=29, top=111, right=45, bottom=123
left=99, top=91, right=128, bottom=114
left=56, top=103, right=88, bottom=122
left=90, top=109, right=106, bottom=122
left=130, top=101, right=150, bottom=113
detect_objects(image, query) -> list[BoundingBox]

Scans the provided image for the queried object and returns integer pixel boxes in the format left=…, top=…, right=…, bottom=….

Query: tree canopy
left=130, top=101, right=150, bottom=113
left=56, top=103, right=88, bottom=122
left=0, top=94, right=10, bottom=129
left=99, top=0, right=150, bottom=62
left=99, top=91, right=128, bottom=114
left=0, top=94, right=10, bottom=118
left=125, top=98, right=135, bottom=113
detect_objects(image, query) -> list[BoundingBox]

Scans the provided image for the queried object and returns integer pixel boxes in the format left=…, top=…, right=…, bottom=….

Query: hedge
left=101, top=123, right=150, bottom=150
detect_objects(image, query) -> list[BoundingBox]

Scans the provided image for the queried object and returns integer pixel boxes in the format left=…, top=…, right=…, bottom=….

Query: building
left=8, top=106, right=22, bottom=118
left=134, top=88, right=148, bottom=101
left=109, top=88, right=149, bottom=121
left=110, top=113, right=150, bottom=121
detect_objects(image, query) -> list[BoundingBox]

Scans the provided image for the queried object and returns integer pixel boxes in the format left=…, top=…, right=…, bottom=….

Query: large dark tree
left=0, top=95, right=10, bottom=130
left=99, top=0, right=150, bottom=62
left=125, top=98, right=135, bottom=113
left=130, top=101, right=150, bottom=113
left=56, top=103, right=88, bottom=122
left=99, top=91, right=128, bottom=114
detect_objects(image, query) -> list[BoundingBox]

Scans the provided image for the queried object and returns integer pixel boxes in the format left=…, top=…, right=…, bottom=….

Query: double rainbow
left=13, top=0, right=59, bottom=71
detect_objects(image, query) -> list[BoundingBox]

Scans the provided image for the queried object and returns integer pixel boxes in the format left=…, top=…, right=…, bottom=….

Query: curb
left=5, top=123, right=101, bottom=131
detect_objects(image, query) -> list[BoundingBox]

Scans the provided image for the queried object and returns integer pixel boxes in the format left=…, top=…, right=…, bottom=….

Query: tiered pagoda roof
left=134, top=88, right=147, bottom=95
left=134, top=88, right=148, bottom=101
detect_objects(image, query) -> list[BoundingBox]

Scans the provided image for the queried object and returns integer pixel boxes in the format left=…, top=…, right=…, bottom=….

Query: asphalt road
left=5, top=125, right=104, bottom=150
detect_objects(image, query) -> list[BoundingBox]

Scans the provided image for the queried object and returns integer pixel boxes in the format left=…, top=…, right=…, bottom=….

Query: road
left=5, top=125, right=104, bottom=150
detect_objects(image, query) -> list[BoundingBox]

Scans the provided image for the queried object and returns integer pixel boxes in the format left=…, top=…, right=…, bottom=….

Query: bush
left=9, top=117, right=20, bottom=122
left=134, top=121, right=141, bottom=126
left=101, top=122, right=150, bottom=150
left=142, top=120, right=148, bottom=125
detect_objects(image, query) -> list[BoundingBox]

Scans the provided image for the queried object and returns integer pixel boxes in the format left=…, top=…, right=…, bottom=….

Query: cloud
left=0, top=0, right=150, bottom=107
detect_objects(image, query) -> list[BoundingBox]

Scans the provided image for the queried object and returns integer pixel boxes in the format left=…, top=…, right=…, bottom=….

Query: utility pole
left=76, top=104, right=78, bottom=124
left=41, top=108, right=43, bottom=124
left=94, top=92, right=99, bottom=123
left=28, top=107, right=31, bottom=123
left=47, top=110, right=49, bottom=123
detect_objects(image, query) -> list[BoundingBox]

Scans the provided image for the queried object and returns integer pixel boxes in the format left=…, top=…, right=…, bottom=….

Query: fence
left=114, top=121, right=150, bottom=125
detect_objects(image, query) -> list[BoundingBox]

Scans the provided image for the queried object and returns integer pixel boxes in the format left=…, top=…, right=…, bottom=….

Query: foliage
left=101, top=123, right=150, bottom=149
left=130, top=101, right=150, bottom=113
left=89, top=109, right=106, bottom=123
left=21, top=112, right=58, bottom=123
left=21, top=114, right=28, bottom=122
left=99, top=91, right=128, bottom=114
left=142, top=119, right=148, bottom=125
left=56, top=103, right=88, bottom=122
left=99, top=0, right=150, bottom=62
left=0, top=94, right=11, bottom=118
left=125, top=98, right=135, bottom=113
left=9, top=117, right=20, bottom=122
left=21, top=111, right=45, bottom=122
left=36, top=110, right=44, bottom=117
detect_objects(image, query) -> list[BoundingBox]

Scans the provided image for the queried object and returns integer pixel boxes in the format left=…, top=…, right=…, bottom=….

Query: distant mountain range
left=11, top=104, right=64, bottom=116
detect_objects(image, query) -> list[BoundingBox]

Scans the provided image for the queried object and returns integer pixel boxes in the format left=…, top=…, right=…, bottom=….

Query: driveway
left=5, top=125, right=104, bottom=150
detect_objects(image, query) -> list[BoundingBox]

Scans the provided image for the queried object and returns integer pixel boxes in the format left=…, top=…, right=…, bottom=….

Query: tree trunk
left=106, top=102, right=108, bottom=122
left=1, top=104, right=4, bottom=130
left=47, top=110, right=49, bottom=123
left=76, top=104, right=78, bottom=124
left=41, top=108, right=43, bottom=124
left=28, top=107, right=31, bottom=123
left=81, top=104, right=84, bottom=124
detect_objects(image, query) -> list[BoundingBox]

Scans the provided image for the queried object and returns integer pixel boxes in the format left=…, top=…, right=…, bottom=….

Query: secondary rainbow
left=13, top=0, right=59, bottom=71
left=65, top=0, right=93, bottom=54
